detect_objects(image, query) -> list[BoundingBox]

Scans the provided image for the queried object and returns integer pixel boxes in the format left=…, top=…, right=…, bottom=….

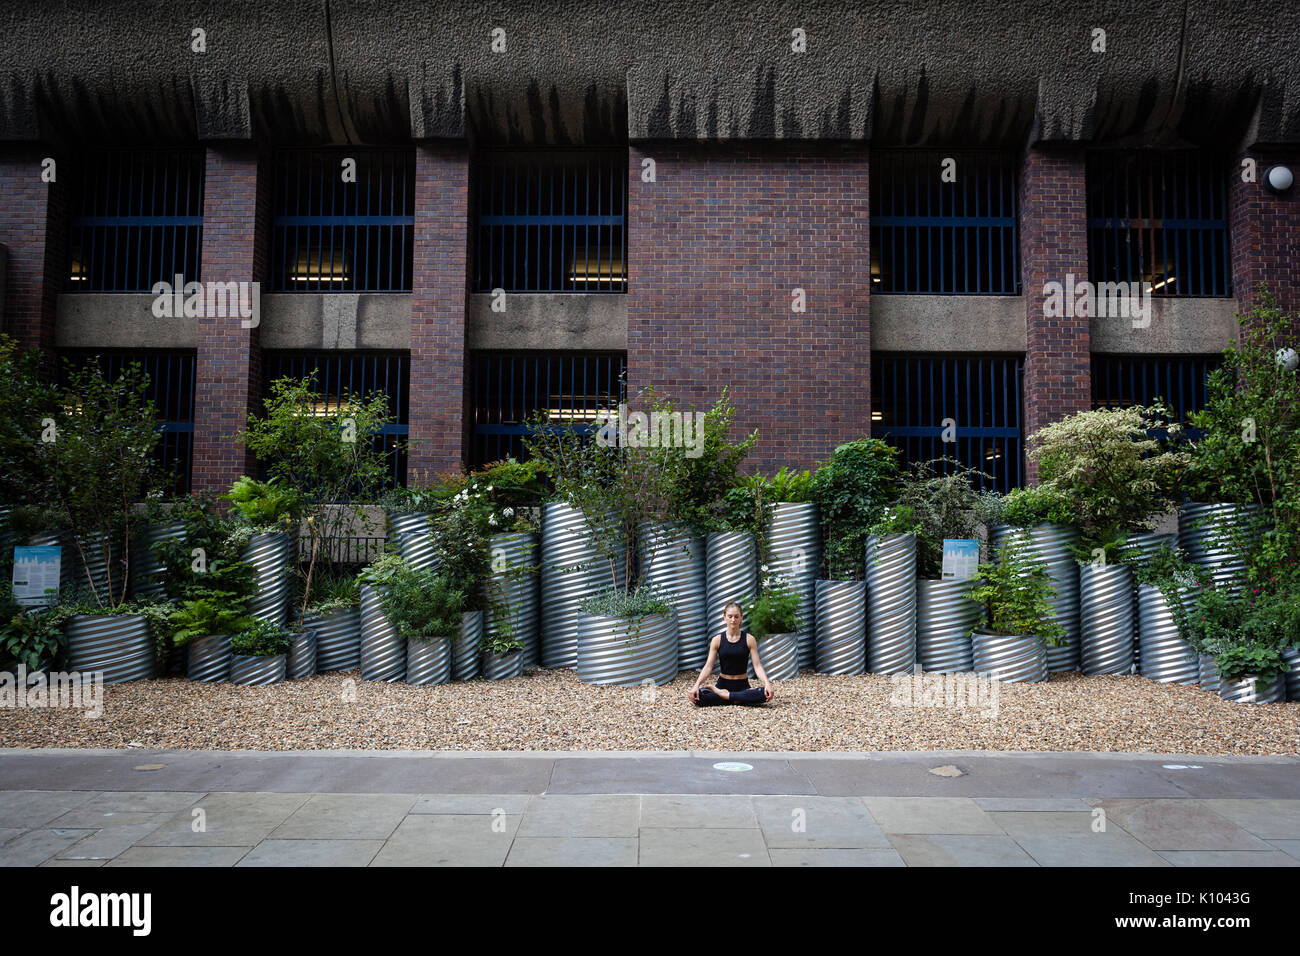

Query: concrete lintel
left=260, top=294, right=411, bottom=350
left=1090, top=298, right=1239, bottom=354
left=56, top=293, right=196, bottom=348
left=467, top=293, right=627, bottom=351
left=871, top=295, right=1026, bottom=353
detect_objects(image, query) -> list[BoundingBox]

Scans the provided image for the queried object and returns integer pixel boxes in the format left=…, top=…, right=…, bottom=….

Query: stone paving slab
left=753, top=796, right=891, bottom=849
left=548, top=756, right=816, bottom=795
left=1156, top=850, right=1300, bottom=867
left=1198, top=799, right=1300, bottom=840
left=1089, top=799, right=1277, bottom=852
left=370, top=814, right=520, bottom=866
left=0, top=828, right=95, bottom=866
left=890, top=833, right=1039, bottom=866
left=137, top=792, right=312, bottom=847
left=0, top=790, right=101, bottom=828
left=1014, top=833, right=1172, bottom=867
left=768, top=848, right=905, bottom=867
left=639, top=794, right=756, bottom=828
left=639, top=827, right=769, bottom=866
left=269, top=793, right=418, bottom=841
left=236, top=839, right=386, bottom=867
left=410, top=794, right=532, bottom=815
left=863, top=796, right=1004, bottom=834
left=104, top=846, right=253, bottom=867
left=505, top=836, right=638, bottom=867
left=517, top=794, right=640, bottom=838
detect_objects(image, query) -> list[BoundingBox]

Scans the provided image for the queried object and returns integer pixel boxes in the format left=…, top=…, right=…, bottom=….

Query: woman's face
left=725, top=606, right=742, bottom=629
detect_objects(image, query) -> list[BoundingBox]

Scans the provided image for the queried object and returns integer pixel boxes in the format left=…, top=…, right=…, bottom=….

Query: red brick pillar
left=1230, top=151, right=1300, bottom=313
left=0, top=147, right=67, bottom=359
left=627, top=144, right=871, bottom=473
left=192, top=146, right=268, bottom=494
left=1019, top=146, right=1091, bottom=484
left=408, top=143, right=469, bottom=483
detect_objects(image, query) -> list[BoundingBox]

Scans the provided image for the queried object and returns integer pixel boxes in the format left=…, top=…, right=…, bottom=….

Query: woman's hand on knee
left=763, top=682, right=774, bottom=701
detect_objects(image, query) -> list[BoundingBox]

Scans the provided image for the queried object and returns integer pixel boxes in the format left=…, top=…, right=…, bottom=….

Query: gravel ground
left=1, top=669, right=1298, bottom=753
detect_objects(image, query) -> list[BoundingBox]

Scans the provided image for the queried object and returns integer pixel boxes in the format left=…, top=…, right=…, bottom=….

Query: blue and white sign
left=941, top=539, right=980, bottom=581
left=12, top=546, right=61, bottom=606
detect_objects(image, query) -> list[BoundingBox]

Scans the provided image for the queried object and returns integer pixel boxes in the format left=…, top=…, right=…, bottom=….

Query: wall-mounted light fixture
left=1265, top=165, right=1294, bottom=194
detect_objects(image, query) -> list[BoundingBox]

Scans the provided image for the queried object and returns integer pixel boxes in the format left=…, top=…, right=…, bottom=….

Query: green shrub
left=967, top=540, right=1066, bottom=643
left=168, top=597, right=255, bottom=647
left=231, top=619, right=293, bottom=658
left=381, top=564, right=468, bottom=641
left=741, top=572, right=800, bottom=637
left=810, top=438, right=899, bottom=580
left=578, top=586, right=672, bottom=619
left=886, top=459, right=998, bottom=578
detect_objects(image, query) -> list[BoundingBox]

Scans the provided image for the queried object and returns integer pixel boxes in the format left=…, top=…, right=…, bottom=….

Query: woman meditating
left=689, top=603, right=774, bottom=706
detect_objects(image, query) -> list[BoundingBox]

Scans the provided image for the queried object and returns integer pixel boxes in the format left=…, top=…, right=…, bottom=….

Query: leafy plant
left=967, top=540, right=1066, bottom=644
left=869, top=504, right=923, bottom=537
left=0, top=335, right=60, bottom=511
left=1175, top=577, right=1300, bottom=683
left=299, top=568, right=360, bottom=614
left=888, top=458, right=998, bottom=578
left=150, top=490, right=257, bottom=605
left=0, top=602, right=74, bottom=671
left=222, top=477, right=303, bottom=530
left=810, top=438, right=899, bottom=580
left=741, top=571, right=800, bottom=638
left=714, top=474, right=773, bottom=543
left=380, top=563, right=468, bottom=641
left=578, top=586, right=672, bottom=618
left=230, top=619, right=293, bottom=658
left=167, top=596, right=255, bottom=648
left=768, top=466, right=814, bottom=504
left=1214, top=645, right=1290, bottom=687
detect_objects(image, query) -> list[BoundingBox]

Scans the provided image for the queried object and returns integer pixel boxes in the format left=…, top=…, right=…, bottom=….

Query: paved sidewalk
left=1, top=750, right=1298, bottom=866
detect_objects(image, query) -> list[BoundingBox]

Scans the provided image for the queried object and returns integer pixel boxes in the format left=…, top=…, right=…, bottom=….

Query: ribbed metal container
left=186, top=633, right=232, bottom=682
left=1219, top=674, right=1286, bottom=704
left=638, top=523, right=707, bottom=670
left=306, top=605, right=362, bottom=672
left=65, top=614, right=156, bottom=683
left=31, top=530, right=120, bottom=603
left=230, top=654, right=286, bottom=686
left=576, top=612, right=678, bottom=686
left=405, top=636, right=452, bottom=686
left=1121, top=531, right=1178, bottom=565
left=481, top=649, right=524, bottom=681
left=767, top=502, right=821, bottom=669
left=1079, top=563, right=1135, bottom=676
left=287, top=628, right=317, bottom=679
left=1136, top=584, right=1198, bottom=684
left=1199, top=655, right=1221, bottom=694
left=359, top=584, right=405, bottom=682
left=916, top=579, right=980, bottom=673
left=1180, top=502, right=1262, bottom=593
left=864, top=534, right=917, bottom=674
left=1283, top=649, right=1300, bottom=702
left=705, top=530, right=757, bottom=639
left=814, top=579, right=866, bottom=675
left=484, top=532, right=540, bottom=668
left=131, top=521, right=186, bottom=599
left=452, top=610, right=484, bottom=680
left=972, top=632, right=1048, bottom=683
left=389, top=512, right=440, bottom=571
left=990, top=523, right=1080, bottom=672
left=748, top=633, right=798, bottom=681
left=240, top=532, right=293, bottom=625
left=540, top=503, right=623, bottom=669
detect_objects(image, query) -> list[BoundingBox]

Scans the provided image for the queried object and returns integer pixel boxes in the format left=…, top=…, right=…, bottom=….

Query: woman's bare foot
left=713, top=687, right=731, bottom=700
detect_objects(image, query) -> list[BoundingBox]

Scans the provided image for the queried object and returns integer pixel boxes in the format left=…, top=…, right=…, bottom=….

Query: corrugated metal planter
left=389, top=512, right=440, bottom=571
left=748, top=633, right=798, bottom=681
left=31, top=530, right=121, bottom=603
left=240, top=532, right=293, bottom=625
left=452, top=610, right=484, bottom=681
left=1219, top=674, right=1286, bottom=705
left=132, top=521, right=186, bottom=598
left=1283, top=649, right=1300, bottom=702
left=766, top=502, right=820, bottom=669
left=186, top=633, right=232, bottom=682
left=1079, top=563, right=1135, bottom=676
left=705, top=530, right=756, bottom=638
left=540, top=503, right=623, bottom=669
left=481, top=649, right=524, bottom=681
left=972, top=632, right=1048, bottom=683
left=1179, top=502, right=1263, bottom=593
left=990, top=524, right=1081, bottom=672
left=306, top=605, right=362, bottom=672
left=65, top=614, right=156, bottom=684
left=638, top=523, right=707, bottom=671
left=1199, top=655, right=1221, bottom=694
left=916, top=579, right=980, bottom=674
left=865, top=534, right=917, bottom=674
left=1122, top=531, right=1178, bottom=564
left=230, top=654, right=286, bottom=686
left=484, top=532, right=540, bottom=668
left=814, top=580, right=866, bottom=675
left=576, top=612, right=678, bottom=687
left=287, top=628, right=317, bottom=679
left=405, top=636, right=452, bottom=686
left=1136, top=584, right=1198, bottom=684
left=359, top=584, right=405, bottom=682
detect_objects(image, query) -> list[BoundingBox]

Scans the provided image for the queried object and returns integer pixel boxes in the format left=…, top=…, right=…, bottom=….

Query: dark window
left=871, top=354, right=1024, bottom=493
left=271, top=149, right=415, bottom=292
left=474, top=149, right=628, bottom=293
left=1086, top=151, right=1232, bottom=297
left=1091, top=354, right=1221, bottom=436
left=66, top=151, right=204, bottom=292
left=870, top=151, right=1020, bottom=294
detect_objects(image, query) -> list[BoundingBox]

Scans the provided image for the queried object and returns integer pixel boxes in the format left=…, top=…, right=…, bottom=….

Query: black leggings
left=694, top=676, right=768, bottom=707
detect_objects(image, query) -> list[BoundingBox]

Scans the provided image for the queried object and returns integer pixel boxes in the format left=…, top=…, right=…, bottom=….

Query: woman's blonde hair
left=723, top=602, right=743, bottom=616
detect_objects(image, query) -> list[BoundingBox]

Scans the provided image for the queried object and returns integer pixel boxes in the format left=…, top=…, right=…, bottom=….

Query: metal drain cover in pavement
left=713, top=762, right=753, bottom=772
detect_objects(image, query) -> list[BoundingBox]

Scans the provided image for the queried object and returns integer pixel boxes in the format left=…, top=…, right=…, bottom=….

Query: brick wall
left=1231, top=151, right=1300, bottom=315
left=1019, top=146, right=1091, bottom=483
left=0, top=147, right=67, bottom=361
left=627, top=144, right=871, bottom=474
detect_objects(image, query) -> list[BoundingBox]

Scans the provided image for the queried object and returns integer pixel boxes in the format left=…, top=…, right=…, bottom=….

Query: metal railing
left=1092, top=354, right=1221, bottom=436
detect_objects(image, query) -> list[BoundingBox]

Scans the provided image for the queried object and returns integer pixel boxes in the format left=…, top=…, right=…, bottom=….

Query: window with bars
left=469, top=352, right=627, bottom=469
left=261, top=351, right=410, bottom=489
left=871, top=354, right=1024, bottom=493
left=66, top=151, right=204, bottom=292
left=58, top=349, right=196, bottom=497
left=1086, top=151, right=1232, bottom=298
left=1091, top=355, right=1221, bottom=436
left=869, top=151, right=1020, bottom=295
left=271, top=149, right=415, bottom=292
left=474, top=149, right=628, bottom=293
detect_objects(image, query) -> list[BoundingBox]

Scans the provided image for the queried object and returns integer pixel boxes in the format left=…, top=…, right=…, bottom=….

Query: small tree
left=810, top=438, right=899, bottom=580
left=0, top=336, right=59, bottom=511
left=967, top=540, right=1066, bottom=644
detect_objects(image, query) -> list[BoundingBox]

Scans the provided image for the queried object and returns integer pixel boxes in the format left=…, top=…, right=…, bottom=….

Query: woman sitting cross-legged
left=689, top=602, right=774, bottom=707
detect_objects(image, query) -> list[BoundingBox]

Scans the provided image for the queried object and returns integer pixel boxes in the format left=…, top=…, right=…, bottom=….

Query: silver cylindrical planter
left=767, top=502, right=821, bottom=669
left=405, top=636, right=452, bottom=686
left=484, top=532, right=540, bottom=668
left=972, top=632, right=1048, bottom=683
left=1079, top=563, right=1135, bottom=676
left=306, top=605, right=362, bottom=672
left=1283, top=649, right=1300, bottom=702
left=1199, top=655, right=1221, bottom=694
left=1180, top=502, right=1262, bottom=593
left=541, top=503, right=623, bottom=669
left=1219, top=674, right=1286, bottom=705
left=132, top=521, right=186, bottom=599
left=864, top=534, right=917, bottom=674
left=1136, top=584, right=1198, bottom=684
left=32, top=531, right=120, bottom=603
left=452, top=610, right=484, bottom=681
left=389, top=512, right=440, bottom=571
left=359, top=584, right=405, bottom=682
left=916, top=579, right=980, bottom=674
left=638, top=523, right=707, bottom=671
left=287, top=628, right=317, bottom=679
left=1122, top=531, right=1178, bottom=565
left=990, top=524, right=1080, bottom=672
left=576, top=612, right=678, bottom=687
left=814, top=580, right=866, bottom=675
left=748, top=633, right=799, bottom=681
left=705, top=530, right=757, bottom=637
left=241, top=532, right=293, bottom=625
left=230, top=654, right=286, bottom=686
left=186, top=633, right=232, bottom=682
left=65, top=614, right=156, bottom=684
left=481, top=649, right=524, bottom=681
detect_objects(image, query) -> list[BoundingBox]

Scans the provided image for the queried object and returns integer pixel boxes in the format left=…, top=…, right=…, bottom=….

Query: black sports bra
left=717, top=631, right=749, bottom=674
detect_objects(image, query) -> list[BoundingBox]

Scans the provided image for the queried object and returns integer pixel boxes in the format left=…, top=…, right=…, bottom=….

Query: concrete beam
left=871, top=296, right=1025, bottom=353
left=260, top=294, right=411, bottom=350
left=1089, top=298, right=1239, bottom=354
left=55, top=294, right=196, bottom=348
left=467, top=293, right=627, bottom=351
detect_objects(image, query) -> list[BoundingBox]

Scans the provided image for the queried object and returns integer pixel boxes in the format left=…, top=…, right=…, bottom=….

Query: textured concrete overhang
left=1, top=1, right=1297, bottom=147
left=467, top=293, right=627, bottom=351
left=872, top=296, right=1026, bottom=353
